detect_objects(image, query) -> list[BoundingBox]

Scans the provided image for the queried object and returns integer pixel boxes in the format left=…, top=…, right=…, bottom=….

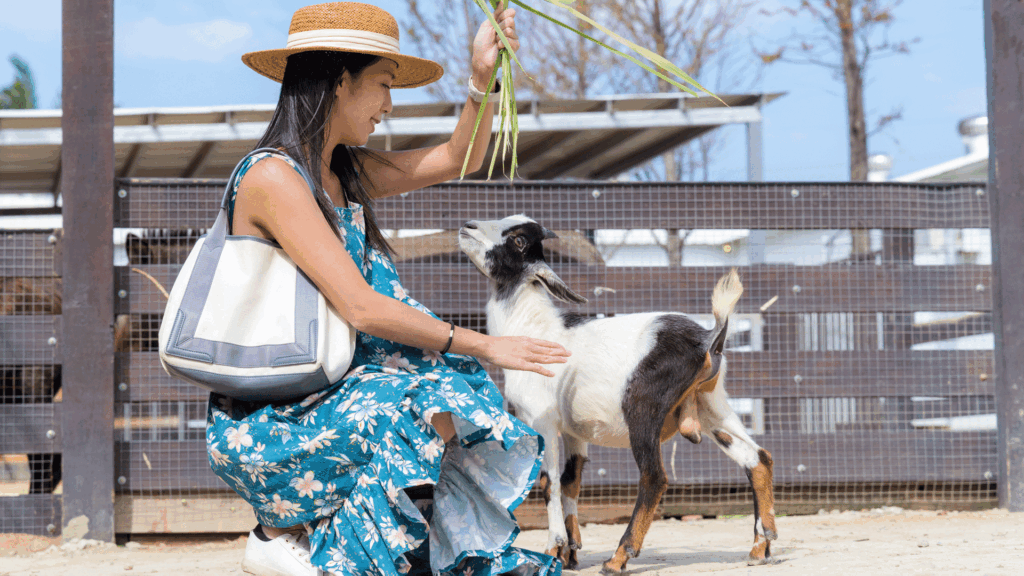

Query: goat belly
left=555, top=362, right=632, bottom=448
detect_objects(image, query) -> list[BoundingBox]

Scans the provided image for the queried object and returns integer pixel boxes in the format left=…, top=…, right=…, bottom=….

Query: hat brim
left=242, top=47, right=444, bottom=89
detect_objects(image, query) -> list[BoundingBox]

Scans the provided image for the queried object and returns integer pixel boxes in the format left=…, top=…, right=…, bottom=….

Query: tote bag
left=158, top=148, right=356, bottom=401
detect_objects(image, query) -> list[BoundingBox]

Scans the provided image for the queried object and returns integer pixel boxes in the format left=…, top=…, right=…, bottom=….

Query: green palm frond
left=461, top=0, right=722, bottom=180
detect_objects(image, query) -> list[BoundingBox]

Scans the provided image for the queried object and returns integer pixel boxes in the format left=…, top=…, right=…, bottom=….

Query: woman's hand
left=471, top=1, right=518, bottom=91
left=480, top=335, right=570, bottom=378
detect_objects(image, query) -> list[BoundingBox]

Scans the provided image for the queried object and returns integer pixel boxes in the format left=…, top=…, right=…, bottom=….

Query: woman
left=208, top=3, right=569, bottom=576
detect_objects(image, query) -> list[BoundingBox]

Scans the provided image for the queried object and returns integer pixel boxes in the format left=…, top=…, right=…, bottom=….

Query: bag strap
left=205, top=148, right=320, bottom=250
left=218, top=148, right=318, bottom=211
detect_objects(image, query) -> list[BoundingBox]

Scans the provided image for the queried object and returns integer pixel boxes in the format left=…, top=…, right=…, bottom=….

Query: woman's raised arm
left=357, top=3, right=518, bottom=196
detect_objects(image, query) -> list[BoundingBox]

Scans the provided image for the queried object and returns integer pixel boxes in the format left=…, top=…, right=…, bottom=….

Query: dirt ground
left=2, top=508, right=1022, bottom=576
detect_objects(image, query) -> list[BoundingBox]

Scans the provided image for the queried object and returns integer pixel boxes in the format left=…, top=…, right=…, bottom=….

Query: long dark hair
left=255, top=50, right=394, bottom=257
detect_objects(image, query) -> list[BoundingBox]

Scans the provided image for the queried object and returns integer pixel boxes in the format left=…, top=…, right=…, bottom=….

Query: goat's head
left=459, top=215, right=588, bottom=305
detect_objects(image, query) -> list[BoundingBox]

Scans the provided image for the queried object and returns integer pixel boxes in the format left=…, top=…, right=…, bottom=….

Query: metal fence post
left=985, top=0, right=1024, bottom=511
left=60, top=0, right=116, bottom=540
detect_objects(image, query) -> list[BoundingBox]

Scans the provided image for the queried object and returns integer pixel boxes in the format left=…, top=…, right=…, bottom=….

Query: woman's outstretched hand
left=482, top=335, right=570, bottom=377
left=471, top=1, right=518, bottom=90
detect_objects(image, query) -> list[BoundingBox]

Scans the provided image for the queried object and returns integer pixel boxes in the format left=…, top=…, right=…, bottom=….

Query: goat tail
left=708, top=268, right=743, bottom=354
left=712, top=268, right=743, bottom=324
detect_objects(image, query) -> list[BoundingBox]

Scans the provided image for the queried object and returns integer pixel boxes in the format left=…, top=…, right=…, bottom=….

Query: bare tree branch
left=752, top=0, right=916, bottom=181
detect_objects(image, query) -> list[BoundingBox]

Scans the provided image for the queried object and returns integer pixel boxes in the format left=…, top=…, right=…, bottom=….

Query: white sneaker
left=241, top=525, right=325, bottom=576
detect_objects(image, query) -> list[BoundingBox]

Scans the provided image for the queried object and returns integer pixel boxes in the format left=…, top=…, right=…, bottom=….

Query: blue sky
left=0, top=1, right=986, bottom=181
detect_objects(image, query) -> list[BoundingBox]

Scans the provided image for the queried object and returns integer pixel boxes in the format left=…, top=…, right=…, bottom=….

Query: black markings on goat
left=561, top=312, right=595, bottom=329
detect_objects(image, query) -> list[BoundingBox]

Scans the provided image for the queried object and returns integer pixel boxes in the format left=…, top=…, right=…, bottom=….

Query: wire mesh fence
left=1, top=178, right=998, bottom=535
left=1, top=229, right=63, bottom=535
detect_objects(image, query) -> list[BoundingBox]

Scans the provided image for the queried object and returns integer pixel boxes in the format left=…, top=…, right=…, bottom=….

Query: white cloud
left=118, top=17, right=253, bottom=63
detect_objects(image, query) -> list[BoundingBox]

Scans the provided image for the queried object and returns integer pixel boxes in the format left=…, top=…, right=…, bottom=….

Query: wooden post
left=60, top=0, right=116, bottom=540
left=985, top=0, right=1024, bottom=511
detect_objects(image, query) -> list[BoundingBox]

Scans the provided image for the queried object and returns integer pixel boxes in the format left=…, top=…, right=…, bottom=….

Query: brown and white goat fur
left=458, top=215, right=777, bottom=572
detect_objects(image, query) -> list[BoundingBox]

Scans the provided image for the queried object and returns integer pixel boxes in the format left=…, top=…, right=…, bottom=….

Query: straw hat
left=242, top=2, right=443, bottom=88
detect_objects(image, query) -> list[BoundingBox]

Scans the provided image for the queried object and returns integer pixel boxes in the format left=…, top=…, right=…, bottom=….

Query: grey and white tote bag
left=158, top=148, right=356, bottom=401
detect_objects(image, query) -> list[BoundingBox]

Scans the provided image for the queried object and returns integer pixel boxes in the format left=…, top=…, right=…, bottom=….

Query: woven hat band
left=285, top=28, right=400, bottom=54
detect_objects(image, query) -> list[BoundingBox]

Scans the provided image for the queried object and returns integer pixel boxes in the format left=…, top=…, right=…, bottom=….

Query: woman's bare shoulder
left=238, top=155, right=308, bottom=197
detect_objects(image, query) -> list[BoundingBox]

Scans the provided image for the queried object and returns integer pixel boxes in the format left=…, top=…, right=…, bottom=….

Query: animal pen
left=2, top=0, right=1024, bottom=546
left=0, top=176, right=1006, bottom=536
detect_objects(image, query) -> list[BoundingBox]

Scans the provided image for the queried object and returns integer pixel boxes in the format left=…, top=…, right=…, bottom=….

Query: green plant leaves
left=460, top=0, right=722, bottom=181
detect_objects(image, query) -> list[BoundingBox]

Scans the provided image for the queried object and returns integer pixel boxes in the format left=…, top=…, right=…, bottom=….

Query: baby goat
left=458, top=215, right=777, bottom=572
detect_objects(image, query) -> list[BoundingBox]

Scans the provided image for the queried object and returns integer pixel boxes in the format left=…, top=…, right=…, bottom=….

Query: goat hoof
left=747, top=540, right=776, bottom=565
left=600, top=560, right=627, bottom=575
left=562, top=550, right=579, bottom=571
left=681, top=431, right=702, bottom=444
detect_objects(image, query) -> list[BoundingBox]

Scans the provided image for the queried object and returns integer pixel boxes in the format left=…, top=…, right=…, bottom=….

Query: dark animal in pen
left=117, top=230, right=200, bottom=352
left=1, top=277, right=63, bottom=493
left=459, top=215, right=777, bottom=572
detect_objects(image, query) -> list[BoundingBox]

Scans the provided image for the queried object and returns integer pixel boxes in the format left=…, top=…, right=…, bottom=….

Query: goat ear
left=532, top=264, right=589, bottom=305
left=125, top=233, right=151, bottom=264
left=709, top=318, right=729, bottom=355
left=542, top=227, right=558, bottom=240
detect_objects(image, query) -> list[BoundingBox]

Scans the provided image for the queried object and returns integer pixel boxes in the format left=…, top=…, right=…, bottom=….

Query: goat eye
left=513, top=236, right=527, bottom=250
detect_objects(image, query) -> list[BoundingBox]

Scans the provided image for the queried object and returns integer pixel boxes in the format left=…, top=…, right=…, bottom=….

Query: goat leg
left=560, top=449, right=588, bottom=570
left=601, top=429, right=667, bottom=574
left=746, top=448, right=777, bottom=565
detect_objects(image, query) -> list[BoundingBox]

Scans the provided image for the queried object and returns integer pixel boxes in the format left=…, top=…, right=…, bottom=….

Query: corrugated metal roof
left=0, top=92, right=781, bottom=195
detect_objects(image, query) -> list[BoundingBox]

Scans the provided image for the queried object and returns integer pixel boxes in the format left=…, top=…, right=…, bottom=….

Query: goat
left=458, top=215, right=777, bottom=572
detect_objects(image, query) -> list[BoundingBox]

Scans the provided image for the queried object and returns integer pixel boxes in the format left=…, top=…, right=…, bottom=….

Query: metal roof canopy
left=1, top=92, right=780, bottom=199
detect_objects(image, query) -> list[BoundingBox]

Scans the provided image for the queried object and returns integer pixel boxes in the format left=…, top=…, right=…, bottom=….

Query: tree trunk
left=837, top=0, right=871, bottom=258
left=838, top=0, right=867, bottom=182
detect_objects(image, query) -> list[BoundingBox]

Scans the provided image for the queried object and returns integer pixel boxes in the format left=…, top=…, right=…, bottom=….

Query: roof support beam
left=119, top=143, right=146, bottom=178
left=986, top=0, right=1024, bottom=511
left=50, top=157, right=61, bottom=201
left=183, top=141, right=216, bottom=178
left=1, top=105, right=763, bottom=147
left=514, top=132, right=606, bottom=179
left=60, top=0, right=115, bottom=543
left=747, top=97, right=764, bottom=182
left=585, top=127, right=718, bottom=180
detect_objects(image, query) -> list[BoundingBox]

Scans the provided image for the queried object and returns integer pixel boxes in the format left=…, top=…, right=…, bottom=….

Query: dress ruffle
left=209, top=365, right=559, bottom=576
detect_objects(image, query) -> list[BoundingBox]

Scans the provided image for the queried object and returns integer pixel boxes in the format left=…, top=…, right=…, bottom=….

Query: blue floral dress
left=207, top=152, right=560, bottom=576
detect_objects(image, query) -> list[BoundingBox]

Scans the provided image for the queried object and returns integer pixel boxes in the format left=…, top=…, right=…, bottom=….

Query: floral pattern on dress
left=209, top=152, right=559, bottom=576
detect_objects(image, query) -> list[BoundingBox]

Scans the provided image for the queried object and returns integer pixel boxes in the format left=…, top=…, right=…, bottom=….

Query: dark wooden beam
left=0, top=206, right=63, bottom=217
left=115, top=263, right=994, bottom=315
left=985, top=0, right=1024, bottom=511
left=0, top=495, right=63, bottom=536
left=116, top=180, right=991, bottom=230
left=0, top=405, right=63, bottom=454
left=60, top=0, right=115, bottom=542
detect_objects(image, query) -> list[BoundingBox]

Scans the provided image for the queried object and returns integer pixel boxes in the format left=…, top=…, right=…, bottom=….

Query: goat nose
left=464, top=221, right=479, bottom=229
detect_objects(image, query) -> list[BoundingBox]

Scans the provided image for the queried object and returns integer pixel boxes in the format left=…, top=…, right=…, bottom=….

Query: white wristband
left=468, top=76, right=499, bottom=103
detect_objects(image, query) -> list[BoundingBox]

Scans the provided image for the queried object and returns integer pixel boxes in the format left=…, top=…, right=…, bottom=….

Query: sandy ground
left=2, top=508, right=1023, bottom=576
